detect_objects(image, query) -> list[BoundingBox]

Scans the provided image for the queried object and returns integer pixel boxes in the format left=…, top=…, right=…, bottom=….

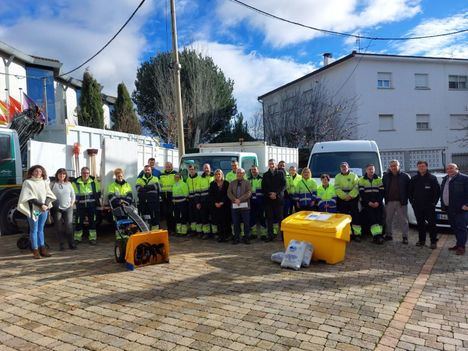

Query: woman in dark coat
left=209, top=169, right=231, bottom=242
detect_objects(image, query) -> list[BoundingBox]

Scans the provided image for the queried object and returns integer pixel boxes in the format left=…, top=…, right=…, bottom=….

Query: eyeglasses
left=321, top=176, right=329, bottom=179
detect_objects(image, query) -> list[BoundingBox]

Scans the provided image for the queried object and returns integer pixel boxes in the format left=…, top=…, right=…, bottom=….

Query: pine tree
left=112, top=83, right=141, bottom=134
left=78, top=70, right=104, bottom=128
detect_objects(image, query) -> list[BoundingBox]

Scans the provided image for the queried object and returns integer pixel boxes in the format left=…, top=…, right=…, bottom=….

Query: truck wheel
left=0, top=197, right=20, bottom=235
left=114, top=240, right=126, bottom=263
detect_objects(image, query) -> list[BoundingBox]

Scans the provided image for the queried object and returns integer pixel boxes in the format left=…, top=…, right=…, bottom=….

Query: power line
left=228, top=0, right=468, bottom=41
left=59, top=0, right=147, bottom=77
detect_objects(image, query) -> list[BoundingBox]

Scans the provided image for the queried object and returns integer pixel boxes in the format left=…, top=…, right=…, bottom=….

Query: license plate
left=437, top=213, right=448, bottom=220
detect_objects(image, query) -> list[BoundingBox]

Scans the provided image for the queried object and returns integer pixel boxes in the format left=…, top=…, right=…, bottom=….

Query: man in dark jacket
left=262, top=159, right=287, bottom=242
left=408, top=161, right=440, bottom=249
left=382, top=160, right=411, bottom=244
left=440, top=163, right=468, bottom=256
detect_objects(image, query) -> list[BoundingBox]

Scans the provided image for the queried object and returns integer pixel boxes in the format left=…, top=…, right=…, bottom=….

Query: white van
left=308, top=140, right=383, bottom=179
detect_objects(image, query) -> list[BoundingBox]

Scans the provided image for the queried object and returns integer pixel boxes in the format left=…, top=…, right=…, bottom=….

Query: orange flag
left=0, top=100, right=8, bottom=116
left=9, top=96, right=22, bottom=115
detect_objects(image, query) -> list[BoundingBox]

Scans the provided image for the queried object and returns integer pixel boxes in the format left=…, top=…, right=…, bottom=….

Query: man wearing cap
left=335, top=162, right=361, bottom=241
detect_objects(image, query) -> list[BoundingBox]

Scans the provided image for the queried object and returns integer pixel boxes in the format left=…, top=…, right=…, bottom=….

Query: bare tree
left=249, top=109, right=264, bottom=140
left=264, top=81, right=359, bottom=148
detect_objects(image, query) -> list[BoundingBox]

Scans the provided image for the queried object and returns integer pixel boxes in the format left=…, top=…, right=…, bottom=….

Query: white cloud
left=395, top=12, right=468, bottom=58
left=188, top=40, right=315, bottom=119
left=216, top=0, right=421, bottom=47
left=0, top=0, right=155, bottom=96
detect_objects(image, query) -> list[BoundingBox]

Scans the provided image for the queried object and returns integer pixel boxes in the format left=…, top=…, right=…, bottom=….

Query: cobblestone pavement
left=0, top=229, right=466, bottom=351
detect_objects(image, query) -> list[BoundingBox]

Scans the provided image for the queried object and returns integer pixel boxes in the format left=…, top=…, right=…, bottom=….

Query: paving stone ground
left=0, top=228, right=466, bottom=351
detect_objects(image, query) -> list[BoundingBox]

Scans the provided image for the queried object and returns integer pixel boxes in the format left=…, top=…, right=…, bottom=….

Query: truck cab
left=180, top=152, right=258, bottom=177
left=0, top=128, right=24, bottom=235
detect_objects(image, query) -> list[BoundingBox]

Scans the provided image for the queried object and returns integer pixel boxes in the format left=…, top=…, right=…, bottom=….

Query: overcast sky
left=1, top=0, right=467, bottom=120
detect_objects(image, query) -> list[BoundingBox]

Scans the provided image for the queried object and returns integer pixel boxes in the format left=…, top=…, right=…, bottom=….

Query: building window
left=26, top=66, right=56, bottom=124
left=416, top=114, right=430, bottom=130
left=377, top=72, right=392, bottom=89
left=415, top=74, right=429, bottom=89
left=449, top=114, right=468, bottom=130
left=448, top=75, right=467, bottom=90
left=379, top=114, right=394, bottom=131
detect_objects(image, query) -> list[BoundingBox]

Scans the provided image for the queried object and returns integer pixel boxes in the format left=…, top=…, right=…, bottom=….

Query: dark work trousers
left=360, top=206, right=383, bottom=235
left=414, top=205, right=437, bottom=243
left=231, top=209, right=250, bottom=241
left=200, top=199, right=211, bottom=234
left=448, top=210, right=468, bottom=248
left=211, top=205, right=231, bottom=240
left=265, top=198, right=283, bottom=237
left=173, top=202, right=188, bottom=226
left=76, top=206, right=96, bottom=234
left=53, top=207, right=74, bottom=248
left=140, top=201, right=160, bottom=228
left=161, top=192, right=175, bottom=232
left=188, top=198, right=201, bottom=233
left=283, top=195, right=294, bottom=218
left=337, top=197, right=360, bottom=227
left=250, top=199, right=266, bottom=227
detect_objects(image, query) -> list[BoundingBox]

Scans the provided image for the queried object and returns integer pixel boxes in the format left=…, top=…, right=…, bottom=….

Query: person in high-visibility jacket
left=160, top=162, right=177, bottom=234
left=225, top=160, right=239, bottom=183
left=136, top=165, right=161, bottom=230
left=286, top=166, right=302, bottom=214
left=295, top=167, right=317, bottom=211
left=199, top=163, right=214, bottom=239
left=358, top=164, right=385, bottom=244
left=316, top=174, right=337, bottom=213
left=107, top=168, right=133, bottom=209
left=186, top=164, right=201, bottom=236
left=249, top=165, right=266, bottom=239
left=335, top=162, right=361, bottom=240
left=72, top=166, right=101, bottom=245
left=172, top=173, right=189, bottom=235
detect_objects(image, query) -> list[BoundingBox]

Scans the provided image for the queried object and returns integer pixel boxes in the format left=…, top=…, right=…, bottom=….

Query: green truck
left=0, top=128, right=26, bottom=235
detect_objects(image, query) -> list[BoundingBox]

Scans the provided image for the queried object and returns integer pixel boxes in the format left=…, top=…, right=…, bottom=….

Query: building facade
left=258, top=52, right=468, bottom=171
left=0, top=40, right=115, bottom=128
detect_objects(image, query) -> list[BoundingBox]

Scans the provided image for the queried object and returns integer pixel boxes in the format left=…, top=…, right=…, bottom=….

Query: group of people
left=331, top=160, right=467, bottom=256
left=17, top=155, right=467, bottom=259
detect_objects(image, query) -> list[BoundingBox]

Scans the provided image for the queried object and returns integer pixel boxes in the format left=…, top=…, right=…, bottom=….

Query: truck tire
left=0, top=197, right=20, bottom=235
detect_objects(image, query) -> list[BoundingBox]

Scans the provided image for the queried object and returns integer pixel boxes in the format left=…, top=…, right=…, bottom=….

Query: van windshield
left=180, top=155, right=238, bottom=174
left=309, top=152, right=381, bottom=178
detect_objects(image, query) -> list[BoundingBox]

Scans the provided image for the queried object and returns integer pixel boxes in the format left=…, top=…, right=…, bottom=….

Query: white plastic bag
left=271, top=252, right=284, bottom=264
left=302, top=242, right=313, bottom=267
left=281, top=240, right=306, bottom=270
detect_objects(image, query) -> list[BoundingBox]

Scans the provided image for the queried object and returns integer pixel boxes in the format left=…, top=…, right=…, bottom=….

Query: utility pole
left=42, top=77, right=48, bottom=124
left=170, top=0, right=185, bottom=160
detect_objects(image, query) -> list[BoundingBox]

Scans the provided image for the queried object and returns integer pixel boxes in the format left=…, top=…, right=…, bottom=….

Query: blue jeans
left=27, top=211, right=48, bottom=250
left=448, top=211, right=468, bottom=248
left=231, top=209, right=250, bottom=241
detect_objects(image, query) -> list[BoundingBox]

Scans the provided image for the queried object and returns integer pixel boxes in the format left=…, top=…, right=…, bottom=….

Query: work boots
left=32, top=249, right=41, bottom=259
left=39, top=246, right=52, bottom=257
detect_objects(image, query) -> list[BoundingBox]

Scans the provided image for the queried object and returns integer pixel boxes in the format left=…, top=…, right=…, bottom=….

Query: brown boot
left=32, top=249, right=41, bottom=259
left=39, top=246, right=52, bottom=257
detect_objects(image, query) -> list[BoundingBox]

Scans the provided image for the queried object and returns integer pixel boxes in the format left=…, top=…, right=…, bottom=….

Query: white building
left=0, top=40, right=115, bottom=128
left=258, top=52, right=468, bottom=171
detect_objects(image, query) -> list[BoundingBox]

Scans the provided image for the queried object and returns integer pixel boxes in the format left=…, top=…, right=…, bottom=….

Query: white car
left=407, top=173, right=449, bottom=229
